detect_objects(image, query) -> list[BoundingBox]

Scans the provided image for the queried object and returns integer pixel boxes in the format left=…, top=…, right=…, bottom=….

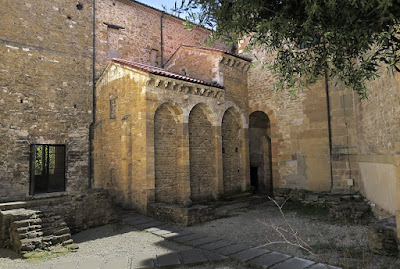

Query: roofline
left=165, top=44, right=252, bottom=66
left=111, top=58, right=224, bottom=89
left=117, top=0, right=213, bottom=32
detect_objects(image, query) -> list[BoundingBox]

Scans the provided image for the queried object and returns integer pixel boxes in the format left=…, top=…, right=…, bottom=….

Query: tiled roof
left=181, top=45, right=252, bottom=62
left=111, top=58, right=224, bottom=89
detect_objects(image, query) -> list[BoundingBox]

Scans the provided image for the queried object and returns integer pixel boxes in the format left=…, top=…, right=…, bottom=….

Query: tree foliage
left=174, top=0, right=400, bottom=98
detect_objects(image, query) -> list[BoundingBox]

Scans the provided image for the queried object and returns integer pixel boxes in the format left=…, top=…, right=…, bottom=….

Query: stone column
left=178, top=121, right=192, bottom=206
left=215, top=126, right=224, bottom=199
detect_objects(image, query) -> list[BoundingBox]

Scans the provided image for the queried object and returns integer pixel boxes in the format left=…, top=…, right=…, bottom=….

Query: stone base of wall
left=0, top=189, right=117, bottom=254
left=147, top=203, right=214, bottom=226
left=274, top=188, right=372, bottom=224
left=368, top=217, right=398, bottom=256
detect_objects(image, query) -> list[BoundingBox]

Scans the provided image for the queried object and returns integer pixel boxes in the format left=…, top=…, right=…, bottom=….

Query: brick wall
left=0, top=0, right=93, bottom=201
left=154, top=103, right=180, bottom=204
left=189, top=104, right=216, bottom=201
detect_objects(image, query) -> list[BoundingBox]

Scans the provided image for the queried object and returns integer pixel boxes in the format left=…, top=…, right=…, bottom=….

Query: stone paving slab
left=104, top=256, right=130, bottom=269
left=310, top=264, right=342, bottom=269
left=160, top=232, right=181, bottom=238
left=186, top=237, right=220, bottom=247
left=172, top=233, right=207, bottom=243
left=271, top=257, right=314, bottom=269
left=131, top=258, right=155, bottom=269
left=216, top=243, right=250, bottom=256
left=200, top=239, right=235, bottom=251
left=230, top=247, right=270, bottom=262
left=248, top=252, right=291, bottom=268
left=78, top=259, right=104, bottom=269
left=180, top=249, right=208, bottom=265
left=144, top=227, right=161, bottom=232
left=156, top=252, right=181, bottom=267
left=202, top=250, right=229, bottom=262
left=152, top=229, right=174, bottom=236
left=52, top=261, right=78, bottom=269
left=164, top=230, right=194, bottom=239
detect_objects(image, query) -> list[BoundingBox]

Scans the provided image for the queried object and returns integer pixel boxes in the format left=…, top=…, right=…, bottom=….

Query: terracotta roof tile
left=112, top=58, right=224, bottom=89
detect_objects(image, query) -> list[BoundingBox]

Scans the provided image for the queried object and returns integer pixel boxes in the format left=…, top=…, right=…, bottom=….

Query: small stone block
left=216, top=243, right=250, bottom=256
left=131, top=258, right=155, bottom=269
left=152, top=229, right=174, bottom=236
left=202, top=250, right=229, bottom=262
left=271, top=257, right=314, bottom=269
left=310, top=264, right=342, bottom=269
left=78, top=259, right=104, bottom=269
left=161, top=232, right=181, bottom=238
left=145, top=227, right=160, bottom=232
left=249, top=252, right=290, bottom=268
left=53, top=261, right=78, bottom=269
left=172, top=233, right=207, bottom=243
left=230, top=247, right=270, bottom=262
left=164, top=230, right=193, bottom=240
left=180, top=249, right=208, bottom=265
left=156, top=252, right=181, bottom=267
left=104, top=256, right=130, bottom=269
left=186, top=237, right=220, bottom=247
left=200, top=240, right=235, bottom=251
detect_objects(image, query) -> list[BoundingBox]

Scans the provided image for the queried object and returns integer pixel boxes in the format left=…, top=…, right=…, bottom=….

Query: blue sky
left=137, top=0, right=183, bottom=15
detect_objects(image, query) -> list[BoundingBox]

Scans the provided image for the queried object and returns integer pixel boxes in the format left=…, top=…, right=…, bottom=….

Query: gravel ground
left=185, top=201, right=400, bottom=269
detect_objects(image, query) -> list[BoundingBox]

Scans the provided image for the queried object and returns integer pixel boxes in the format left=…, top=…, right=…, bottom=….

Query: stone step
left=16, top=224, right=42, bottom=233
left=14, top=218, right=42, bottom=228
left=20, top=238, right=42, bottom=251
left=62, top=239, right=74, bottom=246
left=18, top=231, right=44, bottom=240
left=43, top=233, right=72, bottom=245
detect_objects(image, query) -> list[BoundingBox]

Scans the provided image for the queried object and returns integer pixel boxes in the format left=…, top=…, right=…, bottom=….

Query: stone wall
left=94, top=62, right=250, bottom=212
left=154, top=104, right=180, bottom=204
left=93, top=64, right=149, bottom=211
left=248, top=48, right=400, bottom=218
left=189, top=104, right=217, bottom=201
left=95, top=0, right=228, bottom=78
left=222, top=108, right=243, bottom=195
left=248, top=51, right=331, bottom=192
left=0, top=0, right=93, bottom=201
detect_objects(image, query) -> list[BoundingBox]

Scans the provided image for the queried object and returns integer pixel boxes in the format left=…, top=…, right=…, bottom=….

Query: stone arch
left=189, top=103, right=217, bottom=202
left=222, top=107, right=243, bottom=195
left=249, top=111, right=272, bottom=195
left=154, top=102, right=182, bottom=204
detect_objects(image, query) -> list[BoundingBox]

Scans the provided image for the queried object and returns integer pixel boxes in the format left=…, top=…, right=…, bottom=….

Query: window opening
left=30, top=145, right=65, bottom=194
left=110, top=98, right=117, bottom=119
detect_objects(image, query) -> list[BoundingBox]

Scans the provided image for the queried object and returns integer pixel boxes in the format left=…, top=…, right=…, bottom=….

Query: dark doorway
left=30, top=145, right=66, bottom=194
left=249, top=111, right=272, bottom=195
left=250, top=166, right=258, bottom=193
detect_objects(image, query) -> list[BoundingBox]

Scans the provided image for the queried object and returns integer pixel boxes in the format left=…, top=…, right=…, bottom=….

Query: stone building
left=2, top=0, right=400, bottom=252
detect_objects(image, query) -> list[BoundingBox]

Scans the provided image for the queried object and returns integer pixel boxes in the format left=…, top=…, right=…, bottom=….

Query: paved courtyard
left=0, top=200, right=342, bottom=269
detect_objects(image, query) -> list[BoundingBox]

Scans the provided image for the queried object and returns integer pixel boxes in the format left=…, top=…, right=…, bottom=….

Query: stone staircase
left=0, top=206, right=73, bottom=255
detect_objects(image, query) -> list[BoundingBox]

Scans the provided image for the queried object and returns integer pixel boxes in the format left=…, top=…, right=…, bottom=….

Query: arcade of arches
left=153, top=102, right=251, bottom=205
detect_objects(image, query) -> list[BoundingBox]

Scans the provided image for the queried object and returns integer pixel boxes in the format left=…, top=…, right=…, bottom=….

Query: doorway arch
left=249, top=111, right=272, bottom=194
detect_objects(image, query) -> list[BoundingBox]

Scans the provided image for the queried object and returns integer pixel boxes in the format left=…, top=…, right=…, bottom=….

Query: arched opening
left=154, top=103, right=180, bottom=204
left=222, top=107, right=243, bottom=195
left=249, top=111, right=272, bottom=195
left=189, top=103, right=216, bottom=202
